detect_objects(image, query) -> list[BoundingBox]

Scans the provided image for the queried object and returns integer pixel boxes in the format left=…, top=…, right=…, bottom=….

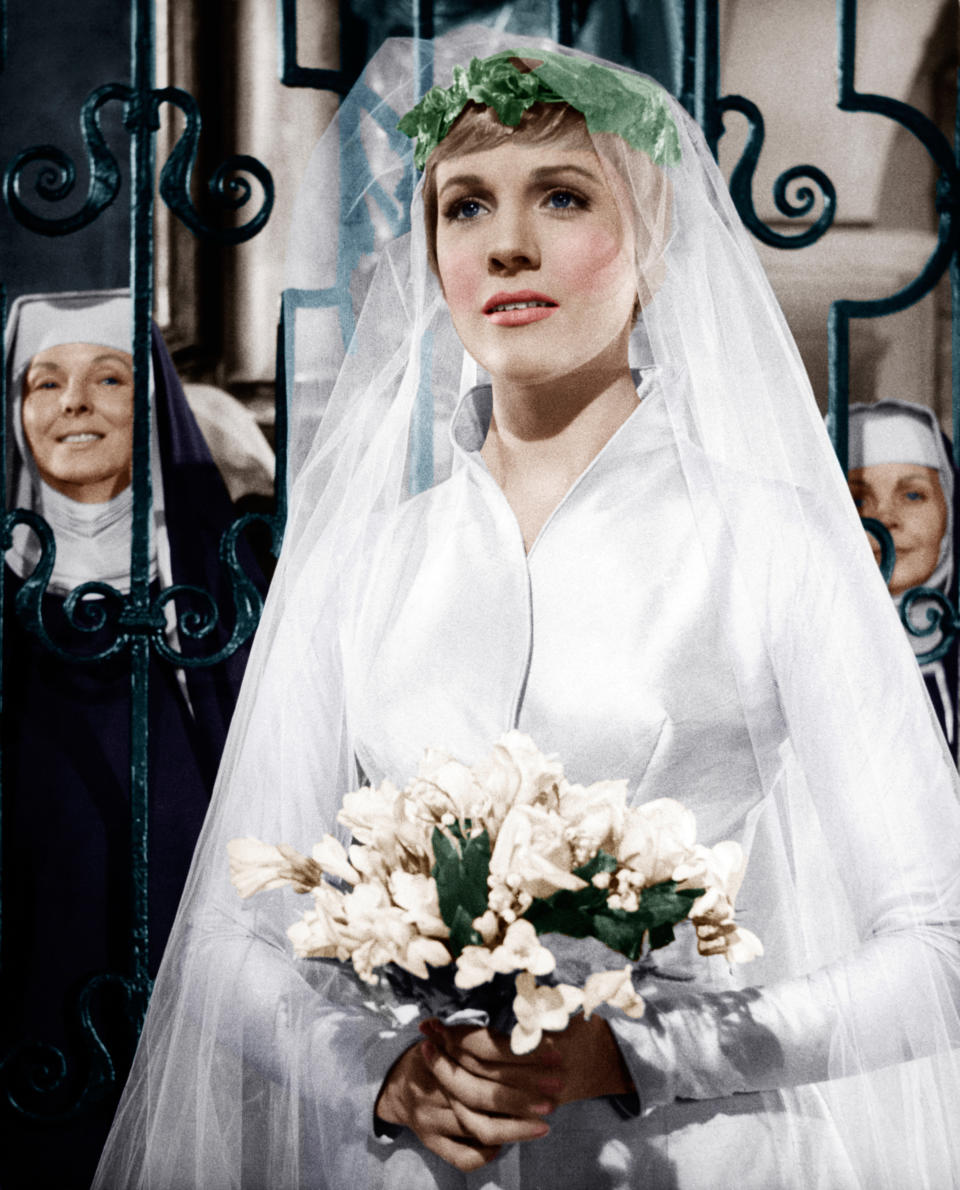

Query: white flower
left=227, top=837, right=323, bottom=898
left=559, top=779, right=628, bottom=865
left=472, top=731, right=565, bottom=827
left=687, top=839, right=763, bottom=965
left=724, top=927, right=764, bottom=964
left=617, top=799, right=698, bottom=885
left=311, top=835, right=360, bottom=885
left=389, top=871, right=449, bottom=937
left=472, top=909, right=500, bottom=945
left=454, top=919, right=556, bottom=990
left=287, top=906, right=342, bottom=959
left=395, top=935, right=452, bottom=979
left=489, top=805, right=586, bottom=900
left=511, top=972, right=583, bottom=1055
left=337, top=782, right=400, bottom=845
left=409, top=749, right=484, bottom=823
left=455, top=945, right=506, bottom=989
left=497, top=920, right=556, bottom=977
left=582, top=966, right=645, bottom=1020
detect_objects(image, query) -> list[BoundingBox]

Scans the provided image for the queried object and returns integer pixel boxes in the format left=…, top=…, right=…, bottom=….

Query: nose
left=874, top=493, right=901, bottom=530
left=487, top=205, right=540, bottom=276
left=59, top=378, right=92, bottom=415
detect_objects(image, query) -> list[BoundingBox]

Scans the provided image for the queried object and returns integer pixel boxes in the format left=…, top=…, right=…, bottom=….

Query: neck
left=480, top=351, right=638, bottom=550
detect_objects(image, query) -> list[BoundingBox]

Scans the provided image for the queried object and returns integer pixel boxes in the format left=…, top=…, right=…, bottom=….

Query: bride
left=95, top=30, right=960, bottom=1189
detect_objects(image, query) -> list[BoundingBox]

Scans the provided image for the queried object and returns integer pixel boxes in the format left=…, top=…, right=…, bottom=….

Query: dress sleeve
left=607, top=490, right=960, bottom=1115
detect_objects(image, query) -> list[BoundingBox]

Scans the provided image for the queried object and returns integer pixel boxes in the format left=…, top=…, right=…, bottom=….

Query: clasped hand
left=374, top=1014, right=634, bottom=1172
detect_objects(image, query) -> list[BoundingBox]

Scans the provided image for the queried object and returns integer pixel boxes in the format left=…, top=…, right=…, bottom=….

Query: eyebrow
left=27, top=352, right=131, bottom=375
left=848, top=471, right=938, bottom=489
left=438, top=162, right=602, bottom=201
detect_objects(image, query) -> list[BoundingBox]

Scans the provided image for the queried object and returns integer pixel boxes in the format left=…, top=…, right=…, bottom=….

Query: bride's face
left=22, top=340, right=135, bottom=503
left=434, top=141, right=637, bottom=386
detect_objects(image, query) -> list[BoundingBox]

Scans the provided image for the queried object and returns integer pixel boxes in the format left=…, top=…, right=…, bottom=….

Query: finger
left=441, top=1051, right=565, bottom=1105
left=423, top=1041, right=557, bottom=1121
left=407, top=1098, right=504, bottom=1173
left=445, top=1094, right=552, bottom=1149
left=432, top=1041, right=566, bottom=1100
left=419, top=1131, right=502, bottom=1173
left=436, top=1024, right=564, bottom=1068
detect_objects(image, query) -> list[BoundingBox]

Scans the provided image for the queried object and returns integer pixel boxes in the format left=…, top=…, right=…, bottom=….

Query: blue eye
left=905, top=491, right=925, bottom=502
left=545, top=189, right=586, bottom=212
left=100, top=376, right=120, bottom=385
left=447, top=198, right=485, bottom=221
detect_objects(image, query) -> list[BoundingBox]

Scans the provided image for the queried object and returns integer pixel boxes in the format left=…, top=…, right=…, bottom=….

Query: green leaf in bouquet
left=573, top=850, right=618, bottom=883
left=431, top=825, right=491, bottom=956
left=593, top=882, right=705, bottom=960
left=523, top=850, right=618, bottom=937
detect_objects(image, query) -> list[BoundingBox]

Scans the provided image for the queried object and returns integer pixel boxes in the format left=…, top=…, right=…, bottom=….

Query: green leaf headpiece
left=397, top=49, right=682, bottom=171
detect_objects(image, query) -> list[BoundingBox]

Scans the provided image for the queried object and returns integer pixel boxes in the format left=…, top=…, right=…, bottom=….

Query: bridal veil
left=94, top=28, right=960, bottom=1189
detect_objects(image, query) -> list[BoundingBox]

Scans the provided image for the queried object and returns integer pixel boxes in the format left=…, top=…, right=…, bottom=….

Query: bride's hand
left=425, top=1013, right=636, bottom=1107
left=374, top=1037, right=552, bottom=1172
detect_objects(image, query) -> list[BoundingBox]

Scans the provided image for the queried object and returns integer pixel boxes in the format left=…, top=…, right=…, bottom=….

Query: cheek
left=20, top=401, right=48, bottom=449
left=555, top=224, right=631, bottom=302
left=109, top=393, right=135, bottom=432
left=437, top=238, right=483, bottom=315
left=907, top=504, right=947, bottom=554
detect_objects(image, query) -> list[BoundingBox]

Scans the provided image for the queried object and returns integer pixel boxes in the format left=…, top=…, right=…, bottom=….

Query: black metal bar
left=550, top=0, right=574, bottom=47
left=0, top=283, right=6, bottom=985
left=679, top=0, right=697, bottom=116
left=127, top=0, right=156, bottom=1014
left=695, top=0, right=720, bottom=159
left=954, top=69, right=960, bottom=471
left=277, top=0, right=350, bottom=93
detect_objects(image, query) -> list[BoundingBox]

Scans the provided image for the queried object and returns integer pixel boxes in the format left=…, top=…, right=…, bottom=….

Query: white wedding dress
left=331, top=377, right=960, bottom=1188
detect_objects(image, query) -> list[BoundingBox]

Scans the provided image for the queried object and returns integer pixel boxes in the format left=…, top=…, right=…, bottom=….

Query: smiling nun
left=1, top=289, right=266, bottom=1189
left=847, top=398, right=959, bottom=757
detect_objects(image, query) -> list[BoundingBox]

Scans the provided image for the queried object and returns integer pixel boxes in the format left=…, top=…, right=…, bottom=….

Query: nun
left=847, top=398, right=958, bottom=757
left=0, top=289, right=268, bottom=1189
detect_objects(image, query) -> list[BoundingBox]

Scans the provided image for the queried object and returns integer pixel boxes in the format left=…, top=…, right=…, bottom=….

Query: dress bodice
left=350, top=376, right=781, bottom=857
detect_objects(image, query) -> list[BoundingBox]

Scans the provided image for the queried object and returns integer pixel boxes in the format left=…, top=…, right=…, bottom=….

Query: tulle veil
left=93, top=28, right=960, bottom=1189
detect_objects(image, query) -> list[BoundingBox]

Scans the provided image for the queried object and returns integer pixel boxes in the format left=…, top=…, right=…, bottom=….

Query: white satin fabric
left=332, top=376, right=960, bottom=1188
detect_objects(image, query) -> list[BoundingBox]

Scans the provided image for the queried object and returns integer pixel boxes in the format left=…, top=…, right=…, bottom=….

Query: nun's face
left=22, top=341, right=134, bottom=503
left=848, top=462, right=948, bottom=595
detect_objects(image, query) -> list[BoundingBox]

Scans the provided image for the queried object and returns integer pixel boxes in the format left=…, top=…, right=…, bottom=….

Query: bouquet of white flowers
left=228, top=732, right=762, bottom=1054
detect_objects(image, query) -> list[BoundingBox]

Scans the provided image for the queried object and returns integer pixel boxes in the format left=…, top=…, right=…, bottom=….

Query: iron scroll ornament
left=717, top=94, right=837, bottom=250
left=1, top=973, right=143, bottom=1122
left=681, top=0, right=836, bottom=250
left=859, top=517, right=960, bottom=668
left=1, top=507, right=269, bottom=668
left=3, top=84, right=274, bottom=243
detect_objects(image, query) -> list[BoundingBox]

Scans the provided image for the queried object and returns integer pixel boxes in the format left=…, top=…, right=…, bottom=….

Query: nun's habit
left=848, top=398, right=959, bottom=758
left=0, top=290, right=267, bottom=1189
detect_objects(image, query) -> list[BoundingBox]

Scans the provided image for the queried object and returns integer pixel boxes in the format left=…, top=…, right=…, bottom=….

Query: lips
left=483, top=290, right=558, bottom=327
left=57, top=431, right=104, bottom=444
